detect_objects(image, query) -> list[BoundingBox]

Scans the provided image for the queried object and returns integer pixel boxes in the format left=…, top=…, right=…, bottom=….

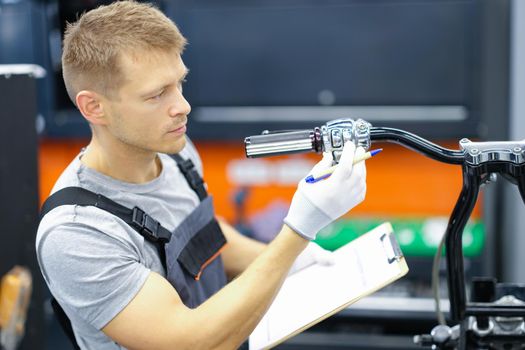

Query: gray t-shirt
left=36, top=140, right=204, bottom=349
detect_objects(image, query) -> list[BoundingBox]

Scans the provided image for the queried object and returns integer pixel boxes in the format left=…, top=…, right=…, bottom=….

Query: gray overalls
left=40, top=154, right=229, bottom=348
left=165, top=154, right=228, bottom=308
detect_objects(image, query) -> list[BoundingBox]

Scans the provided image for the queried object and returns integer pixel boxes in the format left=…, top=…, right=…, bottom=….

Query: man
left=36, top=1, right=367, bottom=349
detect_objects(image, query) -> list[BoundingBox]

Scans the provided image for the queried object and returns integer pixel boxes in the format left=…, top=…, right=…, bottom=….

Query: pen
left=305, top=148, right=382, bottom=183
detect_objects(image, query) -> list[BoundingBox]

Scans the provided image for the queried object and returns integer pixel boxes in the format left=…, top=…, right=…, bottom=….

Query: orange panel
left=194, top=140, right=482, bottom=222
left=38, top=138, right=89, bottom=205
left=38, top=138, right=481, bottom=220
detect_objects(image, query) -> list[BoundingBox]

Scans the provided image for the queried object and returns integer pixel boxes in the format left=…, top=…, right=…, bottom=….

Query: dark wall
left=0, top=72, right=44, bottom=350
left=2, top=0, right=509, bottom=140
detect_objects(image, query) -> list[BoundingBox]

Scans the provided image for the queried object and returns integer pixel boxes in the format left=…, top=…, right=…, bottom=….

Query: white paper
left=249, top=222, right=408, bottom=350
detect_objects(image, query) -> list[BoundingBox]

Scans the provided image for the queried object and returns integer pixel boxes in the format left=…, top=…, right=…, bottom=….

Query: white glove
left=284, top=142, right=367, bottom=240
left=288, top=242, right=335, bottom=276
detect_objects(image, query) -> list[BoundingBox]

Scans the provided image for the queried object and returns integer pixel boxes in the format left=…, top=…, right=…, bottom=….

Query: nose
left=168, top=89, right=191, bottom=118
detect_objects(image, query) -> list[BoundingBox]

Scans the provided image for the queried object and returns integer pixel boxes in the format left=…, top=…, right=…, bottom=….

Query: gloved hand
left=283, top=142, right=367, bottom=240
left=288, top=242, right=335, bottom=276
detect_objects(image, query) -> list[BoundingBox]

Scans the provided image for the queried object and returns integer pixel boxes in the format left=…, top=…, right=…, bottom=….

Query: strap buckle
left=131, top=207, right=167, bottom=243
left=188, top=171, right=205, bottom=189
left=178, top=158, right=195, bottom=172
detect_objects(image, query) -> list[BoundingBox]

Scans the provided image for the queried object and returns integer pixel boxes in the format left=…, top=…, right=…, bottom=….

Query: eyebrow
left=140, top=68, right=190, bottom=98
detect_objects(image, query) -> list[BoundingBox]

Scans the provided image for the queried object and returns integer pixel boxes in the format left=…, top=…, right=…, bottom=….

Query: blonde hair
left=62, top=1, right=187, bottom=104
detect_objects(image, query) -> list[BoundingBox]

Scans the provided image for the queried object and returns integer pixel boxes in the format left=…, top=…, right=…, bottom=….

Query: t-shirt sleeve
left=37, top=210, right=151, bottom=330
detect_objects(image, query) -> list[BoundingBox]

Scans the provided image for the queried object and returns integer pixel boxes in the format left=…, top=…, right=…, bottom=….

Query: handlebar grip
left=244, top=129, right=322, bottom=158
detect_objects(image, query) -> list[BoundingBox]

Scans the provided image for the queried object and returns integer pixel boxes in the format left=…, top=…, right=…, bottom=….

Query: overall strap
left=41, top=187, right=172, bottom=244
left=171, top=154, right=208, bottom=201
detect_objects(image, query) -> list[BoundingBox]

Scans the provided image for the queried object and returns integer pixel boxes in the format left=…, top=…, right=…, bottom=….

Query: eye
left=149, top=90, right=165, bottom=101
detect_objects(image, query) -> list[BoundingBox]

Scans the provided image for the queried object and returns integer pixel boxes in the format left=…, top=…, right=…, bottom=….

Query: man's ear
left=76, top=90, right=107, bottom=125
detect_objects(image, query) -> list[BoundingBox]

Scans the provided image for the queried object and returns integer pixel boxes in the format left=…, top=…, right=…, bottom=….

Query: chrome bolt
left=513, top=147, right=522, bottom=153
left=460, top=138, right=470, bottom=144
left=431, top=325, right=452, bottom=344
left=470, top=148, right=479, bottom=154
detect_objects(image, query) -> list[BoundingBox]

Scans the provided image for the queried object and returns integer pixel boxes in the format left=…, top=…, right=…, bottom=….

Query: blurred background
left=0, top=0, right=524, bottom=349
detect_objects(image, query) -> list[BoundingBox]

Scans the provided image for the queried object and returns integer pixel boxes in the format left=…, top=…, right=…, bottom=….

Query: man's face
left=102, top=50, right=191, bottom=155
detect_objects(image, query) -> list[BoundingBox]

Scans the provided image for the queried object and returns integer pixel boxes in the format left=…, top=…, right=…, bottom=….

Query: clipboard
left=249, top=222, right=409, bottom=350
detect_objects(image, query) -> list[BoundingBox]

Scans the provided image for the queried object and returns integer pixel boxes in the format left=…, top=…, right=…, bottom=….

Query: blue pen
left=305, top=148, right=382, bottom=183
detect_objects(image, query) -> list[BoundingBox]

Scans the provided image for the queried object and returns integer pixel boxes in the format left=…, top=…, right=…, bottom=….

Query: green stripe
left=314, top=217, right=484, bottom=257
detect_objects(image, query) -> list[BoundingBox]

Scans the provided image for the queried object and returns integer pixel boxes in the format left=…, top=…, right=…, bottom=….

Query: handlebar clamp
left=460, top=138, right=525, bottom=165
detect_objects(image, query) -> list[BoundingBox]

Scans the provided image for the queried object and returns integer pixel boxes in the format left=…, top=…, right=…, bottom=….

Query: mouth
left=167, top=123, right=187, bottom=135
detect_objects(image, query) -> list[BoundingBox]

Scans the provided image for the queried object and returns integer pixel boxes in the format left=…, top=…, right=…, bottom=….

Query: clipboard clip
left=380, top=232, right=404, bottom=264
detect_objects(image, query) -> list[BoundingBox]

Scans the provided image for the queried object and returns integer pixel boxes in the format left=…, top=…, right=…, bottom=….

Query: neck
left=81, top=136, right=161, bottom=184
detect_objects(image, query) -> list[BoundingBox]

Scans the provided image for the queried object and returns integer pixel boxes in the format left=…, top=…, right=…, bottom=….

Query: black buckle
left=131, top=207, right=163, bottom=243
left=188, top=170, right=204, bottom=188
left=179, top=159, right=195, bottom=172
